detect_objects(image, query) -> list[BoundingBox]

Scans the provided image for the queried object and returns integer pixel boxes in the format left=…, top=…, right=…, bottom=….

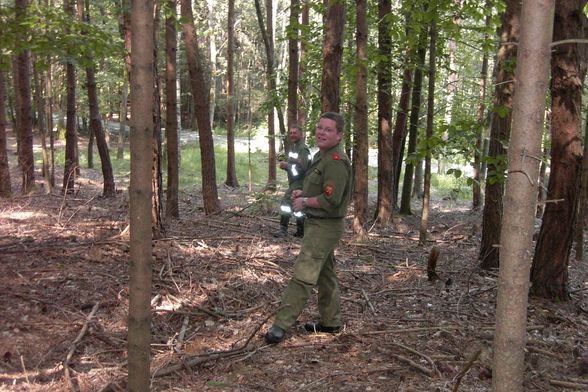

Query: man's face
left=288, top=127, right=301, bottom=143
left=315, top=117, right=341, bottom=151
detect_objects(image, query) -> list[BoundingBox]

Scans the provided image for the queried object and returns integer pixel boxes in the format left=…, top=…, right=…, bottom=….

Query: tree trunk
left=320, top=0, right=345, bottom=113
left=374, top=0, right=393, bottom=225
left=399, top=39, right=426, bottom=215
left=32, top=57, right=51, bottom=193
left=492, top=2, right=553, bottom=390
left=479, top=0, right=521, bottom=269
left=46, top=61, right=55, bottom=188
left=352, top=0, right=368, bottom=241
left=165, top=0, right=179, bottom=218
left=574, top=118, right=588, bottom=260
left=152, top=0, right=164, bottom=234
left=119, top=0, right=132, bottom=161
left=297, top=2, right=309, bottom=126
left=536, top=146, right=548, bottom=218
left=253, top=0, right=279, bottom=189
left=287, top=0, right=299, bottom=127
left=0, top=69, right=11, bottom=198
left=118, top=77, right=128, bottom=160
left=180, top=0, right=221, bottom=214
left=419, top=6, right=437, bottom=244
left=128, top=1, right=154, bottom=389
left=15, top=0, right=35, bottom=194
left=83, top=0, right=115, bottom=197
left=225, top=0, right=239, bottom=187
left=391, top=63, right=412, bottom=208
left=63, top=0, right=78, bottom=193
left=531, top=0, right=588, bottom=300
left=472, top=3, right=491, bottom=210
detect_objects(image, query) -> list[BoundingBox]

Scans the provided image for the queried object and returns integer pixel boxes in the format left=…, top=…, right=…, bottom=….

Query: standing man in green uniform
left=265, top=112, right=351, bottom=344
left=274, top=124, right=311, bottom=238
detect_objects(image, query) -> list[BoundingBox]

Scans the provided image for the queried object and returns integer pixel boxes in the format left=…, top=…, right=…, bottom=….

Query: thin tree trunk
left=180, top=0, right=221, bottom=214
left=479, top=0, right=521, bottom=269
left=82, top=0, right=115, bottom=197
left=46, top=60, right=55, bottom=187
left=225, top=0, right=239, bottom=187
left=165, top=0, right=179, bottom=218
left=63, top=0, right=77, bottom=193
left=352, top=0, right=368, bottom=241
left=151, top=0, right=164, bottom=234
left=118, top=77, right=128, bottom=160
left=287, top=0, right=299, bottom=127
left=0, top=69, right=11, bottom=198
left=473, top=3, right=491, bottom=210
left=32, top=57, right=51, bottom=193
left=492, top=2, right=553, bottom=390
left=128, top=0, right=154, bottom=389
left=419, top=7, right=437, bottom=244
left=15, top=0, right=35, bottom=194
left=297, top=2, right=309, bottom=126
left=253, top=0, right=278, bottom=189
left=399, top=39, right=426, bottom=215
left=374, top=0, right=393, bottom=225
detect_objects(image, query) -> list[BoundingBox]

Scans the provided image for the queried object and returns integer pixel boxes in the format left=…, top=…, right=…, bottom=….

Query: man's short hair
left=320, top=112, right=345, bottom=133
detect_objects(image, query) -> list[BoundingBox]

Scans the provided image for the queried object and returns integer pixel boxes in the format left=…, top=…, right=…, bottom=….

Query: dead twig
left=452, top=348, right=482, bottom=392
left=64, top=302, right=100, bottom=391
left=152, top=308, right=278, bottom=378
left=549, top=379, right=588, bottom=389
left=391, top=353, right=435, bottom=377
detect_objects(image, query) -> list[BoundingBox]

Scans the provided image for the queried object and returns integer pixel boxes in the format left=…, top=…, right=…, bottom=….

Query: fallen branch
left=152, top=309, right=275, bottom=378
left=549, top=379, right=588, bottom=389
left=388, top=341, right=440, bottom=377
left=64, top=302, right=100, bottom=391
left=391, top=353, right=435, bottom=377
left=452, top=348, right=481, bottom=392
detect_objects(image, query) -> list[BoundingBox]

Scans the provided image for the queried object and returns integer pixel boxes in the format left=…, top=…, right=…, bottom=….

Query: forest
left=1, top=0, right=588, bottom=391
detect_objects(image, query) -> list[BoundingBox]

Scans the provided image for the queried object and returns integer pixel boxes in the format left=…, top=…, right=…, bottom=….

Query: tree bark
left=83, top=0, right=115, bottom=197
left=320, top=0, right=345, bottom=113
left=32, top=57, right=51, bottom=193
left=492, top=2, right=553, bottom=390
left=128, top=0, right=154, bottom=389
left=531, top=0, right=588, bottom=300
left=225, top=0, right=239, bottom=187
left=374, top=0, right=393, bottom=225
left=180, top=0, right=221, bottom=214
left=63, top=0, right=78, bottom=193
left=253, top=0, right=278, bottom=189
left=479, top=0, right=521, bottom=269
left=352, top=0, right=368, bottom=241
left=165, top=0, right=179, bottom=218
left=399, top=38, right=426, bottom=215
left=287, top=0, right=300, bottom=128
left=0, top=69, right=11, bottom=198
left=15, top=0, right=35, bottom=194
left=472, top=3, right=491, bottom=210
left=419, top=5, right=437, bottom=244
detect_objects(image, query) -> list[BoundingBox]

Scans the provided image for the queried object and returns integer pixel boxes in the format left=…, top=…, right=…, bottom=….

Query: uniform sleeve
left=316, top=159, right=349, bottom=212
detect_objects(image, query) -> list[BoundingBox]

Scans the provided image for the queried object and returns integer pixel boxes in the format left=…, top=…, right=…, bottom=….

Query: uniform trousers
left=274, top=217, right=344, bottom=329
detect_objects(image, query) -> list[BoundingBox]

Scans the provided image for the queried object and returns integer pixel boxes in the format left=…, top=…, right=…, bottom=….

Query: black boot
left=293, top=217, right=305, bottom=238
left=273, top=215, right=290, bottom=237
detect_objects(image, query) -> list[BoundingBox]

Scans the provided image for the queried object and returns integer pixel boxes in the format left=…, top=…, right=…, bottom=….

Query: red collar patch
left=332, top=153, right=341, bottom=161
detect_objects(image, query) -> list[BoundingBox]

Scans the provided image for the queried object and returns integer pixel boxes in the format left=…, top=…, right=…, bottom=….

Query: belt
left=306, top=214, right=344, bottom=220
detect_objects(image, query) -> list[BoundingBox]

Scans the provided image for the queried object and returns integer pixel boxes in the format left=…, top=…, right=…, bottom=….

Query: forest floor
left=1, top=131, right=588, bottom=392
